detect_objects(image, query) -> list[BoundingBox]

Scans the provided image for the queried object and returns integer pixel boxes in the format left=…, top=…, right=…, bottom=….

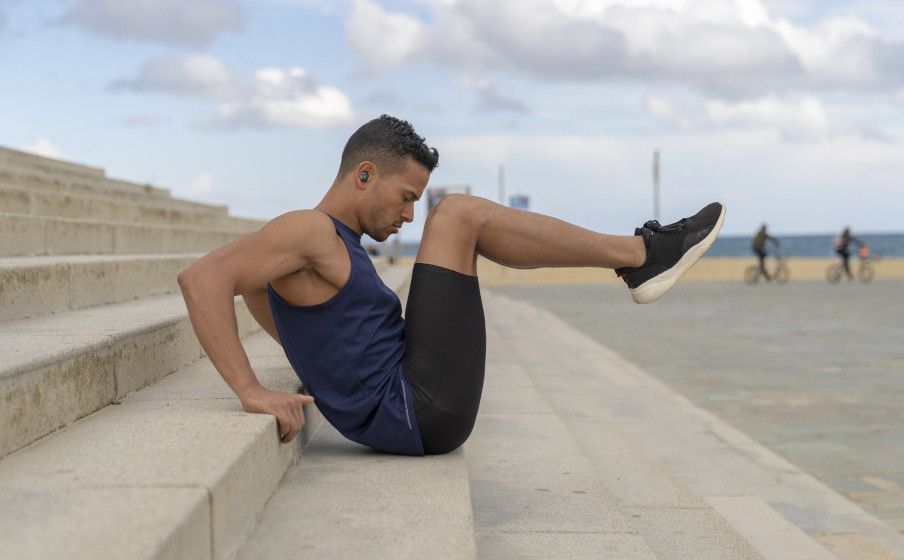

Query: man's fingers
left=297, top=394, right=315, bottom=405
left=278, top=404, right=305, bottom=443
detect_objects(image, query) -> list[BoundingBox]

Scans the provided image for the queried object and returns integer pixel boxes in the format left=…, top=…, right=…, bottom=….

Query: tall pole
left=652, top=149, right=660, bottom=221
left=498, top=164, right=505, bottom=206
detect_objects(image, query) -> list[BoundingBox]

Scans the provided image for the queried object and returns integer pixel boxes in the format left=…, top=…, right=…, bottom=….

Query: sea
left=707, top=233, right=904, bottom=258
left=384, top=233, right=904, bottom=259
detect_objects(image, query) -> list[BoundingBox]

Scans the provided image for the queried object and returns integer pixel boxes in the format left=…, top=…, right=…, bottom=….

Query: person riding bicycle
left=833, top=226, right=863, bottom=280
left=752, top=224, right=780, bottom=281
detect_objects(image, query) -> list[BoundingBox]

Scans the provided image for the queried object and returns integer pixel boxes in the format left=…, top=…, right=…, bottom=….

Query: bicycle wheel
left=774, top=263, right=790, bottom=284
left=826, top=264, right=842, bottom=284
left=859, top=262, right=875, bottom=283
left=744, top=265, right=760, bottom=285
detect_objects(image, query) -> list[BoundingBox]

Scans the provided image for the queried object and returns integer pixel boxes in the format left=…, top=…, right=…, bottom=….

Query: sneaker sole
left=630, top=203, right=727, bottom=304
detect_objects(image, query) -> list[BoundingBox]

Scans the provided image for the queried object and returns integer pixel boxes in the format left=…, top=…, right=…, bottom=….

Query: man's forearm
left=178, top=274, right=263, bottom=399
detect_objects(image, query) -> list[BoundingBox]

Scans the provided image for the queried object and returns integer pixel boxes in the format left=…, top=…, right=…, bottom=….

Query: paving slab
left=466, top=326, right=654, bottom=559
left=486, top=293, right=766, bottom=559
left=706, top=496, right=837, bottom=560
left=237, top=422, right=475, bottom=560
left=489, top=287, right=904, bottom=560
left=0, top=487, right=210, bottom=560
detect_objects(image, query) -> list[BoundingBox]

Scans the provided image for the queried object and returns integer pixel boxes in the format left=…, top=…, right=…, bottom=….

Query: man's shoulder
left=269, top=209, right=333, bottom=229
left=264, top=210, right=343, bottom=261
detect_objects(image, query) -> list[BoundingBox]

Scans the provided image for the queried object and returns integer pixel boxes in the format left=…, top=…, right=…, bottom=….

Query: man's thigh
left=403, top=262, right=486, bottom=453
left=415, top=195, right=484, bottom=275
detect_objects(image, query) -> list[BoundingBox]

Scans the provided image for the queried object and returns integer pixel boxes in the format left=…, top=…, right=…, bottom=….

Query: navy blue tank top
left=266, top=213, right=424, bottom=456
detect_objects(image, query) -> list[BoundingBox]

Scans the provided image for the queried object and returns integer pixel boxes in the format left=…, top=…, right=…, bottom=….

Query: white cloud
left=23, top=138, right=67, bottom=159
left=706, top=96, right=829, bottom=141
left=347, top=0, right=426, bottom=69
left=113, top=56, right=354, bottom=129
left=111, top=54, right=235, bottom=99
left=347, top=0, right=904, bottom=99
left=217, top=67, right=355, bottom=128
left=63, top=0, right=242, bottom=47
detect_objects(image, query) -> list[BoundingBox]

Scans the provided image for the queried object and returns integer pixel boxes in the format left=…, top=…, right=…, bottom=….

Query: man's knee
left=427, top=194, right=486, bottom=230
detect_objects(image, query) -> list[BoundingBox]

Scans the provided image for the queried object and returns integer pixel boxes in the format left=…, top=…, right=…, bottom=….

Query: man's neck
left=316, top=185, right=362, bottom=235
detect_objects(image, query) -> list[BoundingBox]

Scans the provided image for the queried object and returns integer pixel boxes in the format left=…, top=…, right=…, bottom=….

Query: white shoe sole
left=630, top=203, right=727, bottom=304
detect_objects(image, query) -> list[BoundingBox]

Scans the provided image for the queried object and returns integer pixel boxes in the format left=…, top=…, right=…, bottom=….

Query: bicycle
left=744, top=253, right=790, bottom=285
left=825, top=253, right=880, bottom=284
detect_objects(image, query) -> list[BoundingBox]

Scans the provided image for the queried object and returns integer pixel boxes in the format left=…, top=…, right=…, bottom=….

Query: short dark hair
left=338, top=115, right=439, bottom=178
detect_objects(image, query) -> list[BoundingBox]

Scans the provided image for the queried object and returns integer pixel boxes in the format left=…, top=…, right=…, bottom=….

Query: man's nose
left=402, top=205, right=414, bottom=223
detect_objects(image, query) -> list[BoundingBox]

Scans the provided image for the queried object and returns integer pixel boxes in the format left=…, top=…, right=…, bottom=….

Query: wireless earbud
left=359, top=171, right=369, bottom=182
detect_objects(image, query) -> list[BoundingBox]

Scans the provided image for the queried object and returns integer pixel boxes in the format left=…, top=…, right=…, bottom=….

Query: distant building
left=426, top=185, right=471, bottom=212
left=509, top=194, right=530, bottom=210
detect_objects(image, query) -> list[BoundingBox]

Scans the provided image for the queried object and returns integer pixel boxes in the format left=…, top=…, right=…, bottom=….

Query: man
left=178, top=115, right=726, bottom=456
left=833, top=226, right=862, bottom=280
left=751, top=224, right=780, bottom=281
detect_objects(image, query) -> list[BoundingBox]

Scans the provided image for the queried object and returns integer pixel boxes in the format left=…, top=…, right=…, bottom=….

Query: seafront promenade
left=3, top=144, right=904, bottom=558
left=494, top=280, right=904, bottom=538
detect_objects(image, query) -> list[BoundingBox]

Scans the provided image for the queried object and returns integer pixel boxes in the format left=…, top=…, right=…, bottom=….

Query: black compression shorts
left=403, top=263, right=486, bottom=455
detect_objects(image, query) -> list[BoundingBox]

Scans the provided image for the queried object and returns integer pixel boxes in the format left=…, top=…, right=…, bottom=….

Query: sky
left=1, top=0, right=903, bottom=241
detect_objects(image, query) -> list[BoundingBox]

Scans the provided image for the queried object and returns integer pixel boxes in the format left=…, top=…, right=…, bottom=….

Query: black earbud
left=359, top=171, right=369, bottom=182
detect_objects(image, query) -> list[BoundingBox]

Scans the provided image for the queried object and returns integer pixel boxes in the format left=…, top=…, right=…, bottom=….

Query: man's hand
left=239, top=386, right=316, bottom=444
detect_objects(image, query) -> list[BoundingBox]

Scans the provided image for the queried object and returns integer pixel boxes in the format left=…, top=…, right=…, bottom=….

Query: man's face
left=365, top=157, right=429, bottom=242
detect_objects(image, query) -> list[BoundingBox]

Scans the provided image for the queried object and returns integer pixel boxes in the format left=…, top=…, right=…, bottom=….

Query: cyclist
left=751, top=224, right=780, bottom=281
left=833, top=226, right=863, bottom=280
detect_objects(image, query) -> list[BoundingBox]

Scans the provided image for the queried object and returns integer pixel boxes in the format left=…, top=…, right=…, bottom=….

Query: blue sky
left=2, top=0, right=903, bottom=241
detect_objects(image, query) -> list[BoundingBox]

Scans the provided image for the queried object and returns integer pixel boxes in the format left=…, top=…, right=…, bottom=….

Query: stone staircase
left=2, top=145, right=903, bottom=559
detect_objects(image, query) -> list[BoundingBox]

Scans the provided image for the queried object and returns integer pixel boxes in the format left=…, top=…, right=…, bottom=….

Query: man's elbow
left=177, top=267, right=199, bottom=292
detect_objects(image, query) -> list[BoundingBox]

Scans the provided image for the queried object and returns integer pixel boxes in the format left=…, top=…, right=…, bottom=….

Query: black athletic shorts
left=403, top=263, right=486, bottom=455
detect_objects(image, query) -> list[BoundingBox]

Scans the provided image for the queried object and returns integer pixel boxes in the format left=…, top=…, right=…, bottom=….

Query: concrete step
left=0, top=293, right=260, bottom=459
left=0, top=330, right=324, bottom=560
left=481, top=293, right=763, bottom=559
left=0, top=145, right=108, bottom=183
left=0, top=263, right=411, bottom=560
left=492, top=292, right=904, bottom=560
left=0, top=251, right=394, bottom=322
left=0, top=184, right=269, bottom=230
left=0, top=253, right=200, bottom=321
left=236, top=422, right=477, bottom=560
left=0, top=144, right=177, bottom=201
left=0, top=157, right=173, bottom=200
left=0, top=212, right=253, bottom=256
left=0, top=180, right=231, bottom=219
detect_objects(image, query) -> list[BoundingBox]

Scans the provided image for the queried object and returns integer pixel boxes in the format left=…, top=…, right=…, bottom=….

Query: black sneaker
left=615, top=202, right=726, bottom=304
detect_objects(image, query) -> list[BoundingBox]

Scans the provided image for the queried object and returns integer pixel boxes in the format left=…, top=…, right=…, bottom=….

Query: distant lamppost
left=652, top=149, right=660, bottom=221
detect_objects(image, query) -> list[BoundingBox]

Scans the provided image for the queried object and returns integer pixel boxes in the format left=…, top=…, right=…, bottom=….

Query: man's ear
left=355, top=162, right=375, bottom=190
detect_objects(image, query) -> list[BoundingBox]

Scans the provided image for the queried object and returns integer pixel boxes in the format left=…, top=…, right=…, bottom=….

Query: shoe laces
left=643, top=218, right=688, bottom=233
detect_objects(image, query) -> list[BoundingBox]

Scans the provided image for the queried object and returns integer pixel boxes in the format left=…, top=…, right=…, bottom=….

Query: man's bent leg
left=415, top=194, right=646, bottom=276
left=404, top=262, right=485, bottom=454
left=405, top=195, right=654, bottom=455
